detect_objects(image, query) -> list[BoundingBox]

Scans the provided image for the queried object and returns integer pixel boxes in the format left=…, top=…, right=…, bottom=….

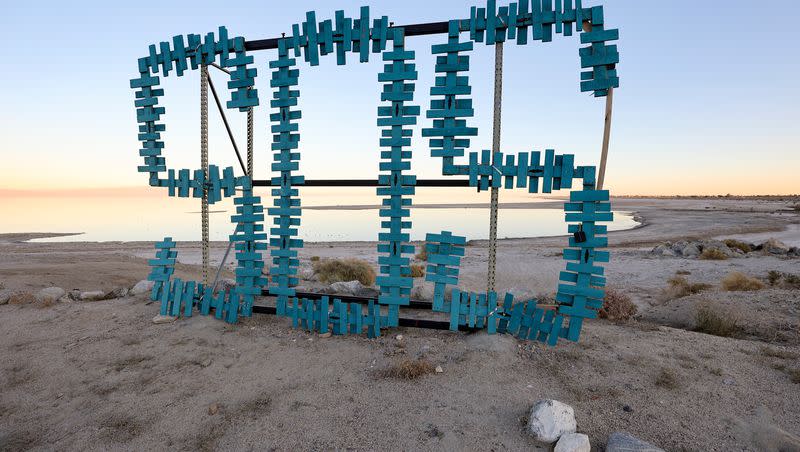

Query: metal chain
left=246, top=95, right=254, bottom=178
left=488, top=42, right=503, bottom=294
left=200, top=64, right=210, bottom=286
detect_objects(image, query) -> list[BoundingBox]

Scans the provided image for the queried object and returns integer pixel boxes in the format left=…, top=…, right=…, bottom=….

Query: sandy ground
left=1, top=197, right=799, bottom=451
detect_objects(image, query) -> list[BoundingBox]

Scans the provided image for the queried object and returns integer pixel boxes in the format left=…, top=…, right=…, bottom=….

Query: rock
left=788, top=247, right=800, bottom=257
left=395, top=334, right=403, bottom=341
left=763, top=238, right=790, bottom=255
left=0, top=291, right=10, bottom=305
left=35, top=287, right=66, bottom=304
left=700, top=240, right=735, bottom=258
left=723, top=378, right=736, bottom=385
left=152, top=314, right=177, bottom=324
left=527, top=399, right=577, bottom=443
left=554, top=433, right=590, bottom=452
left=623, top=405, right=633, bottom=413
left=411, top=282, right=435, bottom=301
left=80, top=290, right=106, bottom=301
left=68, top=289, right=81, bottom=301
left=651, top=244, right=677, bottom=257
left=434, top=365, right=443, bottom=374
left=606, top=432, right=665, bottom=452
left=329, top=280, right=364, bottom=295
left=207, top=403, right=219, bottom=415
left=319, top=332, right=332, bottom=338
left=680, top=242, right=702, bottom=258
left=130, top=280, right=154, bottom=296
left=298, top=264, right=316, bottom=281
left=355, top=286, right=380, bottom=298
left=104, top=287, right=129, bottom=299
left=8, top=292, right=35, bottom=305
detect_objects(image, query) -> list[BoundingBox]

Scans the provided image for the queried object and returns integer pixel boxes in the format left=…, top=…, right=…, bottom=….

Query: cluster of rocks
left=0, top=279, right=158, bottom=306
left=651, top=238, right=798, bottom=258
left=527, top=399, right=663, bottom=451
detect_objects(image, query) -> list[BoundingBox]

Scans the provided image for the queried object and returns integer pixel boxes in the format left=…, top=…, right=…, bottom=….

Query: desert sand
left=1, top=197, right=799, bottom=451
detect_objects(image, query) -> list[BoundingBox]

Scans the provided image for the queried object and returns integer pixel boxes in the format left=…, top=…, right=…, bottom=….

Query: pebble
left=606, top=432, right=665, bottom=452
left=435, top=366, right=443, bottom=373
left=723, top=378, right=736, bottom=386
left=554, top=432, right=590, bottom=452
left=396, top=334, right=403, bottom=341
left=207, top=403, right=219, bottom=415
left=130, top=280, right=154, bottom=296
left=80, top=290, right=106, bottom=301
left=623, top=405, right=633, bottom=413
left=152, top=314, right=177, bottom=324
left=319, top=332, right=332, bottom=338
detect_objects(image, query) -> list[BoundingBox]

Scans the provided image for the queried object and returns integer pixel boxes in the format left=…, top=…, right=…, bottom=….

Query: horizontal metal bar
left=261, top=289, right=433, bottom=310
left=245, top=21, right=450, bottom=52
left=253, top=179, right=470, bottom=187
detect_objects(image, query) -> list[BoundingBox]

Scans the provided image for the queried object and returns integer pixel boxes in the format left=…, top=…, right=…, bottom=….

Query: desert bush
left=309, top=256, right=320, bottom=262
left=782, top=273, right=800, bottom=289
left=761, top=346, right=799, bottom=360
left=768, top=270, right=782, bottom=286
left=723, top=239, right=752, bottom=253
left=313, top=258, right=376, bottom=286
left=699, top=248, right=728, bottom=260
left=788, top=368, right=800, bottom=384
left=721, top=272, right=765, bottom=291
left=695, top=303, right=741, bottom=337
left=415, top=245, right=428, bottom=261
left=598, top=288, right=637, bottom=321
left=381, top=359, right=435, bottom=380
left=654, top=368, right=680, bottom=390
left=666, top=275, right=712, bottom=299
left=408, top=264, right=425, bottom=278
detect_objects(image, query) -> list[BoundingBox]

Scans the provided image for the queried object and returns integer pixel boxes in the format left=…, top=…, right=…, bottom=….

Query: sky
left=0, top=0, right=798, bottom=197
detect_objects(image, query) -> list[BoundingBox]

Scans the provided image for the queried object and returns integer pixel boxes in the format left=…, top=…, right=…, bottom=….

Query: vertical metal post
left=201, top=64, right=210, bottom=286
left=597, top=86, right=614, bottom=190
left=488, top=42, right=503, bottom=294
left=246, top=90, right=254, bottom=178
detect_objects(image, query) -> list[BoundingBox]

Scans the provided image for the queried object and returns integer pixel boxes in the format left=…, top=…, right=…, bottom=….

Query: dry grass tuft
left=666, top=275, right=712, bottom=299
left=598, top=288, right=637, bottom=321
left=313, top=258, right=376, bottom=285
left=381, top=359, right=436, bottom=380
left=654, top=368, right=680, bottom=389
left=787, top=368, right=800, bottom=384
left=699, top=248, right=728, bottom=260
left=761, top=346, right=799, bottom=360
left=695, top=303, right=741, bottom=337
left=309, top=256, right=320, bottom=262
left=415, top=245, right=428, bottom=261
left=721, top=272, right=765, bottom=291
left=408, top=264, right=425, bottom=278
left=724, top=239, right=752, bottom=253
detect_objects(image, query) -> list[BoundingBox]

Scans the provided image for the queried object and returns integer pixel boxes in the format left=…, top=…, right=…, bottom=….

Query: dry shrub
left=415, top=245, right=428, bottom=261
left=724, top=239, right=752, bottom=253
left=598, top=288, right=637, bottom=321
left=787, top=368, right=800, bottom=384
left=409, top=264, right=425, bottom=278
left=721, top=272, right=765, bottom=291
left=8, top=292, right=35, bottom=305
left=309, top=256, right=320, bottom=262
left=666, top=276, right=712, bottom=299
left=768, top=270, right=782, bottom=286
left=381, top=359, right=435, bottom=380
left=313, top=258, right=376, bottom=285
left=699, top=248, right=728, bottom=260
left=782, top=273, right=800, bottom=289
left=695, top=303, right=741, bottom=337
left=654, top=368, right=680, bottom=389
left=761, top=346, right=799, bottom=360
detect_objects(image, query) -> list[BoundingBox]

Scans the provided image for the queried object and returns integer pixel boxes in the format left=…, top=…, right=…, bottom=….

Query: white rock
left=435, top=366, right=443, bottom=374
left=410, top=282, right=435, bottom=301
left=152, top=314, right=177, bottom=324
left=395, top=334, right=403, bottom=341
left=606, top=432, right=664, bottom=452
left=527, top=399, right=577, bottom=443
left=80, top=290, right=106, bottom=301
left=35, top=287, right=66, bottom=304
left=554, top=433, right=590, bottom=452
left=329, top=280, right=364, bottom=295
left=763, top=238, right=790, bottom=255
left=298, top=264, right=316, bottom=281
left=130, top=280, right=154, bottom=296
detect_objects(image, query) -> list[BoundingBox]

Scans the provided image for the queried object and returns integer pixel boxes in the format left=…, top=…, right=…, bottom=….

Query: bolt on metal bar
left=487, top=42, right=504, bottom=294
left=200, top=64, right=210, bottom=286
left=206, top=72, right=248, bottom=175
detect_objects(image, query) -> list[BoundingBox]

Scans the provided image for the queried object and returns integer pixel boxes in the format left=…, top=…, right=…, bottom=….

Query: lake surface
left=2, top=190, right=638, bottom=242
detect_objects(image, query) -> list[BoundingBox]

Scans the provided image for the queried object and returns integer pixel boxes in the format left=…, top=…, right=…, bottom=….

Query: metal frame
left=198, top=17, right=612, bottom=310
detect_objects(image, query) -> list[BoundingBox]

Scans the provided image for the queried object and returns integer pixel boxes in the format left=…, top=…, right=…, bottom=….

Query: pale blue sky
left=1, top=0, right=798, bottom=195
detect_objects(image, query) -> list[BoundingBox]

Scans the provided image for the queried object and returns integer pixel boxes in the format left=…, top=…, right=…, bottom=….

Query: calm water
left=2, top=190, right=638, bottom=242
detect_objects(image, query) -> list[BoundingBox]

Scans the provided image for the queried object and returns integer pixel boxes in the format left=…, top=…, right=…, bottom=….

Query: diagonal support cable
left=206, top=73, right=248, bottom=175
